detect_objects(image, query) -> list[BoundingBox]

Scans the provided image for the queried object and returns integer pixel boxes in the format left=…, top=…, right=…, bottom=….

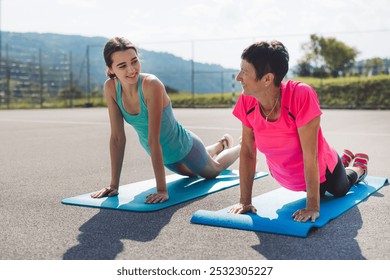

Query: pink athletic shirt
left=233, top=80, right=338, bottom=191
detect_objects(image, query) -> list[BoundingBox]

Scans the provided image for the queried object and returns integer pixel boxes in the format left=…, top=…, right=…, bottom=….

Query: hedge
left=313, top=77, right=390, bottom=109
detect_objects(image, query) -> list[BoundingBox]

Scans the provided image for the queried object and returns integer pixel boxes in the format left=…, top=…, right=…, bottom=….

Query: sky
left=1, top=0, right=389, bottom=69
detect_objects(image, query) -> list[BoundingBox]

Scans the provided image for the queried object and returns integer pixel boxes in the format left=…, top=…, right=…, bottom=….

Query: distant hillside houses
left=351, top=58, right=390, bottom=76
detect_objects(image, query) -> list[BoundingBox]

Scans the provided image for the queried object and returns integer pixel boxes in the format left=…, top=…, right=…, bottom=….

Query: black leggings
left=320, top=155, right=358, bottom=197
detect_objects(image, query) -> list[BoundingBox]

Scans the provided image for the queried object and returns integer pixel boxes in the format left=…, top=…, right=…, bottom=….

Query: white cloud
left=2, top=0, right=389, bottom=68
left=57, top=0, right=98, bottom=8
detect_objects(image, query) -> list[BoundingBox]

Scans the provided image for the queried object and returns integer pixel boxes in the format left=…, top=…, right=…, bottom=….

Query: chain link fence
left=0, top=33, right=389, bottom=109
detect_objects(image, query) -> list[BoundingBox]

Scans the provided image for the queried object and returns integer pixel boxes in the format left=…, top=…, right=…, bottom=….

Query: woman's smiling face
left=236, top=59, right=262, bottom=96
left=110, top=49, right=141, bottom=84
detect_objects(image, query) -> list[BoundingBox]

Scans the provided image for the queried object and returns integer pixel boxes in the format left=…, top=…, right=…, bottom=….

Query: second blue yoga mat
left=190, top=176, right=388, bottom=237
left=62, top=169, right=268, bottom=212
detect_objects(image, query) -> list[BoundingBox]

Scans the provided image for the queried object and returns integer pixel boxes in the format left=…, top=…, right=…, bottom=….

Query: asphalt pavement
left=0, top=107, right=389, bottom=261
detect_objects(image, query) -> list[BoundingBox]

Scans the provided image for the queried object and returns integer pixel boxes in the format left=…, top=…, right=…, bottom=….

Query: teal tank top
left=116, top=75, right=193, bottom=164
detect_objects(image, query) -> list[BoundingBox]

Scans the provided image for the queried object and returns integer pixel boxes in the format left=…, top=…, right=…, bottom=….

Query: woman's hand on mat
left=90, top=186, right=118, bottom=198
left=145, top=191, right=169, bottom=204
left=228, top=203, right=257, bottom=214
left=292, top=208, right=320, bottom=223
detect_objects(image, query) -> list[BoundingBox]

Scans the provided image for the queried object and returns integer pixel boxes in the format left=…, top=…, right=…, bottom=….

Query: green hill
left=0, top=31, right=239, bottom=95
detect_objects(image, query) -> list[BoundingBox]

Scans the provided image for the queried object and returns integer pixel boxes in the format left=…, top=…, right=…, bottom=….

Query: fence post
left=86, top=45, right=91, bottom=105
left=6, top=43, right=9, bottom=109
left=191, top=40, right=194, bottom=107
left=231, top=73, right=236, bottom=107
left=69, top=51, right=73, bottom=108
left=39, top=48, right=44, bottom=108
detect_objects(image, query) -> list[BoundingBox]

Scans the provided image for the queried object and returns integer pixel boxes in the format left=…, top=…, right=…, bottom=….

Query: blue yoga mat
left=61, top=169, right=268, bottom=212
left=190, top=176, right=388, bottom=237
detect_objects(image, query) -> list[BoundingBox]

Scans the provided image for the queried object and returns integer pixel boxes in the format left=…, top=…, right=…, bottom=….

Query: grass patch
left=1, top=75, right=390, bottom=109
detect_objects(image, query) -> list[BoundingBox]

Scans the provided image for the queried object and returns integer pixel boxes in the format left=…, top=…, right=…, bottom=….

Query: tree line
left=294, top=34, right=389, bottom=78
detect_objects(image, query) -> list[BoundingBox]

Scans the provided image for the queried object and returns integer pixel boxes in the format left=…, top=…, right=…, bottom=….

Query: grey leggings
left=164, top=131, right=210, bottom=175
